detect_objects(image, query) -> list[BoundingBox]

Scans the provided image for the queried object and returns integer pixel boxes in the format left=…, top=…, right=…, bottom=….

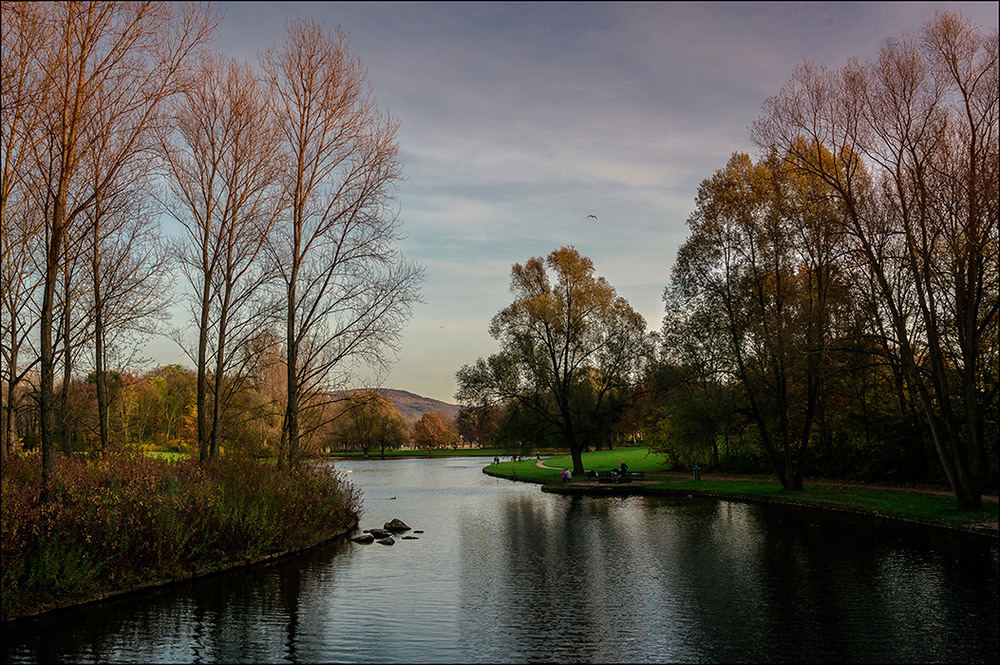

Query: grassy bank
left=485, top=447, right=998, bottom=535
left=1, top=452, right=360, bottom=621
left=483, top=446, right=670, bottom=483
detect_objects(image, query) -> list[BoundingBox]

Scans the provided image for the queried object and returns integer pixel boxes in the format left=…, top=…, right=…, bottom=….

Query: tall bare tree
left=84, top=179, right=168, bottom=451
left=261, top=19, right=422, bottom=468
left=55, top=213, right=93, bottom=454
left=753, top=11, right=998, bottom=508
left=0, top=204, right=42, bottom=458
left=161, top=53, right=283, bottom=464
left=1, top=1, right=52, bottom=458
left=15, top=1, right=218, bottom=495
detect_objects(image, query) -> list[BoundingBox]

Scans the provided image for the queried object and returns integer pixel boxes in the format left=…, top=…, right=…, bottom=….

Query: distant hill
left=332, top=388, right=461, bottom=426
left=377, top=389, right=461, bottom=425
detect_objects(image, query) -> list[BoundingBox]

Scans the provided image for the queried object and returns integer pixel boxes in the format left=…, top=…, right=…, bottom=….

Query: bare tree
left=71, top=53, right=173, bottom=453
left=261, top=19, right=422, bottom=468
left=55, top=214, right=93, bottom=454
left=1, top=1, right=52, bottom=458
left=84, top=179, right=169, bottom=451
left=161, top=52, right=283, bottom=464
left=14, top=1, right=218, bottom=495
left=0, top=205, right=43, bottom=458
left=753, top=11, right=998, bottom=509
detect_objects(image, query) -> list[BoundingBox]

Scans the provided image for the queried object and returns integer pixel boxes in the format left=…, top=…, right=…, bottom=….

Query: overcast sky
left=149, top=1, right=998, bottom=404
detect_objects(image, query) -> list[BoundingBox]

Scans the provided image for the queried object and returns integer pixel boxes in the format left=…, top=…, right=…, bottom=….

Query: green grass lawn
left=482, top=446, right=670, bottom=483
left=484, top=447, right=998, bottom=532
left=543, top=447, right=670, bottom=472
left=142, top=451, right=190, bottom=461
left=642, top=478, right=997, bottom=528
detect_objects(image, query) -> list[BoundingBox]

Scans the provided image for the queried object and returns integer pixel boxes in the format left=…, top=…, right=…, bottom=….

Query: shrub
left=1, top=452, right=359, bottom=619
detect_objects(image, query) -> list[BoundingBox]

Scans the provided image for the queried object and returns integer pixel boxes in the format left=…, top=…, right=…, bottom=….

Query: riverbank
left=483, top=449, right=999, bottom=540
left=7, top=456, right=996, bottom=664
left=1, top=453, right=361, bottom=622
left=4, top=518, right=359, bottom=624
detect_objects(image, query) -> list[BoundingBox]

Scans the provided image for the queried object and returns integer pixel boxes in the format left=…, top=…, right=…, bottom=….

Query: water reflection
left=3, top=458, right=997, bottom=664
left=6, top=539, right=346, bottom=664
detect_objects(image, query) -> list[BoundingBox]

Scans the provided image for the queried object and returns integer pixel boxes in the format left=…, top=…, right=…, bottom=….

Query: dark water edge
left=3, top=458, right=997, bottom=664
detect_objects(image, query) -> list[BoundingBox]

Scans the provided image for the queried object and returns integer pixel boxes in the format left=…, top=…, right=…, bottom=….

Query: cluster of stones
left=351, top=518, right=422, bottom=546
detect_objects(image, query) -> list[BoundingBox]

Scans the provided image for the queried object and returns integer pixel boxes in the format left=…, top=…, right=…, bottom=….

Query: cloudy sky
left=152, top=1, right=998, bottom=404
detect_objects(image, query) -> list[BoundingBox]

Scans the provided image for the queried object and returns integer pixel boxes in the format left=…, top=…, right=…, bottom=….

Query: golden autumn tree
left=334, top=390, right=408, bottom=458
left=411, top=412, right=453, bottom=455
left=457, top=247, right=653, bottom=475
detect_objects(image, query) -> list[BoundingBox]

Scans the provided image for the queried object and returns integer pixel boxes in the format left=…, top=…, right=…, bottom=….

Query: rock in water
left=402, top=535, right=418, bottom=540
left=351, top=534, right=375, bottom=544
left=384, top=518, right=411, bottom=533
left=377, top=537, right=395, bottom=546
left=366, top=528, right=392, bottom=539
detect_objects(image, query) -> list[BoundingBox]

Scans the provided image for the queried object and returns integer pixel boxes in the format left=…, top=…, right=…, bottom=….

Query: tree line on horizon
left=1, top=2, right=422, bottom=498
left=2, top=359, right=458, bottom=459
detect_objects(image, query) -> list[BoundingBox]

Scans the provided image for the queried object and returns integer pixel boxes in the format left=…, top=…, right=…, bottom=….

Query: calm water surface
left=3, top=457, right=998, bottom=663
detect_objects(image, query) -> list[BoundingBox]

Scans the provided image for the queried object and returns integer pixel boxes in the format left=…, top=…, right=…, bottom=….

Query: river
left=3, top=457, right=997, bottom=663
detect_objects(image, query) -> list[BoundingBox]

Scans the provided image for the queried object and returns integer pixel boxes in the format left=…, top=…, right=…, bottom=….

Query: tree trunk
left=93, top=274, right=108, bottom=450
left=210, top=286, right=231, bottom=460
left=40, top=176, right=71, bottom=501
left=60, top=251, right=73, bottom=455
left=285, top=292, right=299, bottom=468
left=196, top=269, right=211, bottom=465
left=3, top=343, right=18, bottom=458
